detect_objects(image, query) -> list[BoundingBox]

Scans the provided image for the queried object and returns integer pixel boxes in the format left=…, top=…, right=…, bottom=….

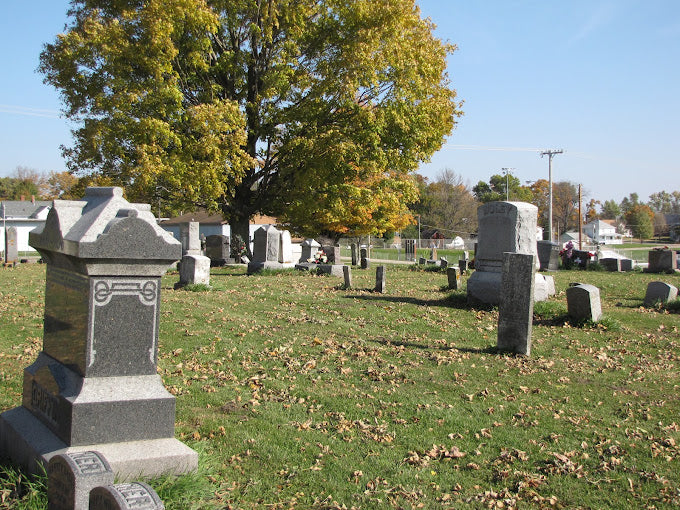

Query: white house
left=583, top=219, right=623, bottom=245
left=1, top=199, right=52, bottom=254
left=159, top=211, right=282, bottom=253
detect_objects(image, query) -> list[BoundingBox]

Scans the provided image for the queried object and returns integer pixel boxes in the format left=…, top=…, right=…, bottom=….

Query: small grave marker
left=48, top=451, right=114, bottom=510
left=343, top=265, right=352, bottom=289
left=566, top=284, right=602, bottom=322
left=447, top=267, right=461, bottom=290
left=89, top=482, right=164, bottom=510
left=375, top=266, right=386, bottom=293
left=5, top=226, right=18, bottom=264
left=644, top=281, right=678, bottom=307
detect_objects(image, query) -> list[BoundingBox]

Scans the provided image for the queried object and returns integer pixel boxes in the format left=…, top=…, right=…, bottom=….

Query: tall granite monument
left=0, top=187, right=197, bottom=479
left=467, top=201, right=551, bottom=305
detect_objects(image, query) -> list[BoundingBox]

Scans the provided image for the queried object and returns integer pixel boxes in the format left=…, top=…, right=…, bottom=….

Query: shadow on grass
left=369, top=335, right=498, bottom=355
left=342, top=292, right=495, bottom=311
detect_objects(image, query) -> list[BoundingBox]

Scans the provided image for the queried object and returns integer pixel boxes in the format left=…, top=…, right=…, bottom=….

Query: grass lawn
left=1, top=263, right=679, bottom=509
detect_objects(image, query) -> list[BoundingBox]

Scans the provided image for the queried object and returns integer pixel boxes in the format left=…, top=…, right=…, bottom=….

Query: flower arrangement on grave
left=308, top=250, right=328, bottom=264
left=559, top=241, right=594, bottom=269
left=230, top=234, right=247, bottom=259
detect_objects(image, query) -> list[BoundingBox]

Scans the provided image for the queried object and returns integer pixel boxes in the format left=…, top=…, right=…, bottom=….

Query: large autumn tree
left=40, top=0, right=460, bottom=244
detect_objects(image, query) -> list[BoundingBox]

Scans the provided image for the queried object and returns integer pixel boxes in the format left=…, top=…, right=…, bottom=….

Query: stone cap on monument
left=29, top=187, right=181, bottom=275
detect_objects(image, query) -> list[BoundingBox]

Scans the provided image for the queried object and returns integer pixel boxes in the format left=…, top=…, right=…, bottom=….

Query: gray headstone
left=467, top=201, right=540, bottom=305
left=5, top=226, right=18, bottom=264
left=440, top=257, right=448, bottom=269
left=419, top=257, right=427, bottom=265
left=89, top=482, right=164, bottom=510
left=279, top=230, right=293, bottom=263
left=205, top=235, right=230, bottom=265
left=360, top=248, right=370, bottom=269
left=48, top=451, right=114, bottom=510
left=648, top=249, right=677, bottom=273
left=252, top=225, right=280, bottom=263
left=599, top=258, right=621, bottom=272
left=179, top=222, right=201, bottom=257
left=375, top=266, right=386, bottom=293
left=351, top=244, right=358, bottom=266
left=343, top=265, right=352, bottom=289
left=176, top=254, right=211, bottom=288
left=644, top=281, right=678, bottom=307
left=620, top=258, right=634, bottom=272
left=0, top=187, right=197, bottom=480
left=447, top=267, right=461, bottom=290
left=459, top=259, right=467, bottom=272
left=497, top=252, right=535, bottom=355
left=300, top=239, right=320, bottom=263
left=566, top=284, right=602, bottom=322
left=536, top=240, right=560, bottom=271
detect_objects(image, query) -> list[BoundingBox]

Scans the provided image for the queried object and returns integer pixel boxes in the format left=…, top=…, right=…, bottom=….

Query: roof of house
left=161, top=211, right=279, bottom=226
left=585, top=218, right=616, bottom=229
left=1, top=200, right=52, bottom=219
left=560, top=231, right=583, bottom=241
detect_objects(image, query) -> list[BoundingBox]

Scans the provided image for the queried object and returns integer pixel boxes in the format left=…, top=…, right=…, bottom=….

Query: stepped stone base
left=0, top=407, right=197, bottom=481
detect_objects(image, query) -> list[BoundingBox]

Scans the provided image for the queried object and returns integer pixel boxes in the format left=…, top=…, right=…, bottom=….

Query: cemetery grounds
left=0, top=262, right=679, bottom=509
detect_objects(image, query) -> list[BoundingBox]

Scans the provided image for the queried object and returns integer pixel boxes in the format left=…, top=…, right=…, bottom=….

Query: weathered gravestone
left=176, top=221, right=210, bottom=288
left=644, top=281, right=678, bottom=307
left=0, top=187, right=197, bottom=479
left=440, top=258, right=448, bottom=269
left=48, top=451, right=114, bottom=510
left=429, top=246, right=438, bottom=261
left=205, top=235, right=232, bottom=266
left=536, top=240, right=560, bottom=271
left=620, top=258, right=634, bottom=272
left=300, top=238, right=321, bottom=263
left=179, top=222, right=201, bottom=256
left=467, top=202, right=549, bottom=305
left=459, top=259, right=468, bottom=272
left=419, top=257, right=427, bottom=265
left=89, top=482, right=164, bottom=510
left=360, top=248, right=370, bottom=269
left=447, top=266, right=461, bottom=290
left=566, top=283, right=602, bottom=322
left=248, top=225, right=295, bottom=273
left=5, top=225, right=18, bottom=264
left=279, top=230, right=293, bottom=264
left=343, top=265, right=352, bottom=289
left=375, top=266, right=386, bottom=293
left=497, top=253, right=535, bottom=355
left=647, top=248, right=678, bottom=273
left=323, top=245, right=341, bottom=264
left=599, top=257, right=621, bottom=272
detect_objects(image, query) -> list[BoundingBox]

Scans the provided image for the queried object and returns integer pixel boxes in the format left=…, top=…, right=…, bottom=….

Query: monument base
left=467, top=271, right=553, bottom=305
left=247, top=261, right=296, bottom=274
left=315, top=264, right=345, bottom=277
left=0, top=406, right=197, bottom=481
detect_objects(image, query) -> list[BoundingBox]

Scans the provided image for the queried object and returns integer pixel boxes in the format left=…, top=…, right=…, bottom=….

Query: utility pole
left=578, top=184, right=582, bottom=250
left=540, top=149, right=563, bottom=242
left=501, top=168, right=515, bottom=201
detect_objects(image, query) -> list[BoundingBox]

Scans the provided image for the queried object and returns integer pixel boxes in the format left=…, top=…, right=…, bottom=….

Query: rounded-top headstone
left=48, top=451, right=114, bottom=510
left=89, top=482, right=164, bottom=510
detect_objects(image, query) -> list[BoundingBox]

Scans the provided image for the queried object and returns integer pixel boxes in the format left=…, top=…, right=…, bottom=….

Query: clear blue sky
left=1, top=1, right=679, bottom=205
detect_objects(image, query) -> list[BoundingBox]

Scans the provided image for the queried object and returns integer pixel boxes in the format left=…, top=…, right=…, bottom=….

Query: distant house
left=559, top=231, right=582, bottom=248
left=1, top=198, right=52, bottom=254
left=583, top=219, right=623, bottom=245
left=159, top=211, right=280, bottom=250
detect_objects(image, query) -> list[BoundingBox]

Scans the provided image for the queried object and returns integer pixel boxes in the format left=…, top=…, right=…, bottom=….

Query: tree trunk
left=230, top=214, right=252, bottom=259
